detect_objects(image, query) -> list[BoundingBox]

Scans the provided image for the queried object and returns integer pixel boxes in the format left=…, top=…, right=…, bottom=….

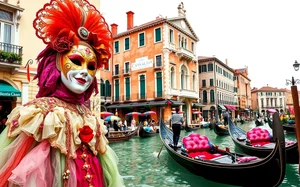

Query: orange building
left=105, top=3, right=200, bottom=124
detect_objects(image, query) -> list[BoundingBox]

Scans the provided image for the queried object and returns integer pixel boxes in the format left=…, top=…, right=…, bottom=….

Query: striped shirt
left=171, top=113, right=184, bottom=125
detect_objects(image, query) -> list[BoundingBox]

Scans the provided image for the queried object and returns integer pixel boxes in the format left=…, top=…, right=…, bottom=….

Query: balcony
left=176, top=47, right=195, bottom=61
left=123, top=68, right=130, bottom=76
left=180, top=89, right=198, bottom=99
left=0, top=42, right=23, bottom=72
left=112, top=70, right=120, bottom=78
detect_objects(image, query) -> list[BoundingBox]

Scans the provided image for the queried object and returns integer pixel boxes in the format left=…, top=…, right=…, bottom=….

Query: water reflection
left=110, top=121, right=299, bottom=187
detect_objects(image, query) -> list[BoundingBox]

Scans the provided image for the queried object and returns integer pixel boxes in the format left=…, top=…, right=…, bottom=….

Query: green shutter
left=125, top=38, right=130, bottom=50
left=140, top=75, right=145, bottom=98
left=156, top=72, right=162, bottom=97
left=139, top=33, right=144, bottom=46
left=125, top=78, right=130, bottom=99
left=155, top=28, right=161, bottom=42
left=114, top=41, right=119, bottom=53
left=115, top=80, right=119, bottom=101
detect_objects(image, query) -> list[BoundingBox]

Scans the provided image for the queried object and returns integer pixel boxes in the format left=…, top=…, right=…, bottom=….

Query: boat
left=138, top=124, right=157, bottom=138
left=159, top=112, right=286, bottom=187
left=211, top=121, right=229, bottom=135
left=266, top=110, right=295, bottom=133
left=228, top=117, right=298, bottom=164
left=184, top=124, right=200, bottom=132
left=255, top=118, right=264, bottom=126
left=107, top=128, right=138, bottom=143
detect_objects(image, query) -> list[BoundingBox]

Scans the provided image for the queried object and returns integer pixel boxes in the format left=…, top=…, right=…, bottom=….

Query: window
left=170, top=67, right=175, bottom=88
left=105, top=80, right=111, bottom=97
left=124, top=37, right=130, bottom=50
left=202, top=79, right=206, bottom=87
left=181, top=65, right=188, bottom=89
left=208, top=63, right=213, bottom=71
left=169, top=29, right=174, bottom=43
left=138, top=32, right=145, bottom=47
left=201, top=65, right=207, bottom=72
left=139, top=74, right=146, bottom=99
left=155, top=55, right=162, bottom=67
left=156, top=72, right=163, bottom=97
left=261, top=98, right=264, bottom=107
left=114, top=64, right=119, bottom=75
left=210, top=79, right=214, bottom=86
left=192, top=74, right=196, bottom=91
left=114, top=79, right=120, bottom=101
left=114, top=41, right=119, bottom=53
left=100, top=79, right=105, bottom=96
left=155, top=27, right=161, bottom=42
left=191, top=42, right=194, bottom=52
left=203, top=90, right=207, bottom=103
left=125, top=77, right=130, bottom=100
left=210, top=90, right=215, bottom=102
left=0, top=9, right=13, bottom=48
left=124, top=62, right=130, bottom=73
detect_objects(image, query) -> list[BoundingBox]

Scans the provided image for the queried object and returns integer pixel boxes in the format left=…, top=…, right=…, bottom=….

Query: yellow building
left=0, top=0, right=101, bottom=118
left=105, top=3, right=200, bottom=123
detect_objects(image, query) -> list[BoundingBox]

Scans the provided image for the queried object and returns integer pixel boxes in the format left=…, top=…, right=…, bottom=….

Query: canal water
left=110, top=121, right=300, bottom=187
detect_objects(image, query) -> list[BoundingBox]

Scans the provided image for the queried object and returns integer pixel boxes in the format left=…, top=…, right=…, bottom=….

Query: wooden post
left=291, top=85, right=300, bottom=173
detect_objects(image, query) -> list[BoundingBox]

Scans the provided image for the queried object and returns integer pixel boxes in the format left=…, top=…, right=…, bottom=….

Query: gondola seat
left=182, top=133, right=222, bottom=160
left=246, top=128, right=272, bottom=146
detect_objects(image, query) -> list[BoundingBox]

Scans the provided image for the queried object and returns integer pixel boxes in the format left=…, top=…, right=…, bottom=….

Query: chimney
left=126, top=11, right=134, bottom=30
left=111, top=23, right=118, bottom=36
left=225, top=59, right=228, bottom=65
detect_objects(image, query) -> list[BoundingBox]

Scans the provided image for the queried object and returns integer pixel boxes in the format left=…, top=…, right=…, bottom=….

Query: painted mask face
left=58, top=43, right=97, bottom=94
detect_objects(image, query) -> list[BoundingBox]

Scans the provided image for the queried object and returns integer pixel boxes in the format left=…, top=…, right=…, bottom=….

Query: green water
left=110, top=122, right=300, bottom=187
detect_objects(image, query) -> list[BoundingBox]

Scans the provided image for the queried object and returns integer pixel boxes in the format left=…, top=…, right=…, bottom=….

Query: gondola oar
left=157, top=136, right=166, bottom=158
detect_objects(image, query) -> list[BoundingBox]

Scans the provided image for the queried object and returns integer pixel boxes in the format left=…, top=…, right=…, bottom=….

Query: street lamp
left=287, top=61, right=300, bottom=173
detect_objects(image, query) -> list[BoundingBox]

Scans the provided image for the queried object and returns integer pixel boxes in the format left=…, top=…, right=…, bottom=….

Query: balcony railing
left=112, top=70, right=120, bottom=77
left=0, top=42, right=23, bottom=66
left=176, top=47, right=195, bottom=61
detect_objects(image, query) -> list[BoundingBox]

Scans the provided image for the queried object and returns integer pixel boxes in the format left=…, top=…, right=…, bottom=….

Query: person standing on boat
left=170, top=108, right=184, bottom=150
left=223, top=110, right=229, bottom=125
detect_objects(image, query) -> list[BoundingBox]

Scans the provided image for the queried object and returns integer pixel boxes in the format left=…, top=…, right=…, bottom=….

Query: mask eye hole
left=88, top=62, right=96, bottom=70
left=68, top=54, right=83, bottom=66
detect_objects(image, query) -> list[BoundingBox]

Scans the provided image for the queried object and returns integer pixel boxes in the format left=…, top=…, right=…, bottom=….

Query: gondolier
left=170, top=108, right=184, bottom=150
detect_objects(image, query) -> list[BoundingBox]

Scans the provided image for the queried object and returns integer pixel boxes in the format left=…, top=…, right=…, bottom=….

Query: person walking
left=170, top=108, right=184, bottom=151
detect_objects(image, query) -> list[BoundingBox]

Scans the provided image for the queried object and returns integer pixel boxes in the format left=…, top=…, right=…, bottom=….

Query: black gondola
left=211, top=122, right=229, bottom=135
left=267, top=117, right=295, bottom=133
left=228, top=117, right=298, bottom=164
left=138, top=124, right=157, bottom=138
left=107, top=128, right=138, bottom=143
left=255, top=118, right=264, bottom=126
left=159, top=112, right=286, bottom=187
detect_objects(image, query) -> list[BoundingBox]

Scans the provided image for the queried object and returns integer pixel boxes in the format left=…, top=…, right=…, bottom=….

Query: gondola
left=267, top=117, right=295, bottom=133
left=211, top=121, right=229, bottom=135
left=138, top=124, right=157, bottom=138
left=255, top=118, right=264, bottom=126
left=107, top=128, right=138, bottom=143
left=185, top=124, right=194, bottom=132
left=159, top=112, right=286, bottom=187
left=228, top=117, right=298, bottom=164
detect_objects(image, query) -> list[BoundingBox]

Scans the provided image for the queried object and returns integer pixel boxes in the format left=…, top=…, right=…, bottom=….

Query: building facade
left=198, top=57, right=237, bottom=120
left=251, top=85, right=286, bottom=116
left=234, top=67, right=252, bottom=117
left=0, top=0, right=101, bottom=118
left=106, top=3, right=200, bottom=123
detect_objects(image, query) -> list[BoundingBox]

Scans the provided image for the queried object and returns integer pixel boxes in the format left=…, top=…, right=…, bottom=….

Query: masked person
left=0, top=0, right=124, bottom=186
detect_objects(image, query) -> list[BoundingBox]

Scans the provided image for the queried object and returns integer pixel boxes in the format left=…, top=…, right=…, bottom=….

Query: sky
left=100, top=0, right=300, bottom=90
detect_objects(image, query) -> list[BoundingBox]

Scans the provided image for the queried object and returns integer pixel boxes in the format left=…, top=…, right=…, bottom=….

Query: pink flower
left=53, top=37, right=73, bottom=52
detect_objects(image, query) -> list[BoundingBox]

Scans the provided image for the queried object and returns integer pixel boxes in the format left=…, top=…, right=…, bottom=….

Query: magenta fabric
left=34, top=45, right=99, bottom=104
left=74, top=146, right=104, bottom=187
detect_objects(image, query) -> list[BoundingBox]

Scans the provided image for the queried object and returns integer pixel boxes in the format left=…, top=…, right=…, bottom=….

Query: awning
left=106, top=100, right=168, bottom=109
left=224, top=105, right=236, bottom=111
left=192, top=102, right=205, bottom=107
left=218, top=104, right=226, bottom=110
left=0, top=81, right=21, bottom=97
left=169, top=99, right=185, bottom=106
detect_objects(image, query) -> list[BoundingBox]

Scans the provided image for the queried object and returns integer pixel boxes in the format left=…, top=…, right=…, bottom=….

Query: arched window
left=203, top=90, right=207, bottom=103
left=192, top=74, right=196, bottom=91
left=105, top=80, right=111, bottom=97
left=170, top=67, right=175, bottom=88
left=210, top=90, right=215, bottom=102
left=100, top=79, right=105, bottom=96
left=180, top=65, right=188, bottom=89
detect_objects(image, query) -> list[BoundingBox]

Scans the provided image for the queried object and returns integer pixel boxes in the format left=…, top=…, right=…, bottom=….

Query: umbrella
left=100, top=111, right=113, bottom=117
left=141, top=111, right=156, bottom=116
left=193, top=111, right=202, bottom=114
left=104, top=115, right=120, bottom=121
left=125, top=112, right=141, bottom=117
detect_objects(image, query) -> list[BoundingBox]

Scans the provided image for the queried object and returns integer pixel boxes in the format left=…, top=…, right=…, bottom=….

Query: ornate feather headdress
left=33, top=0, right=112, bottom=69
